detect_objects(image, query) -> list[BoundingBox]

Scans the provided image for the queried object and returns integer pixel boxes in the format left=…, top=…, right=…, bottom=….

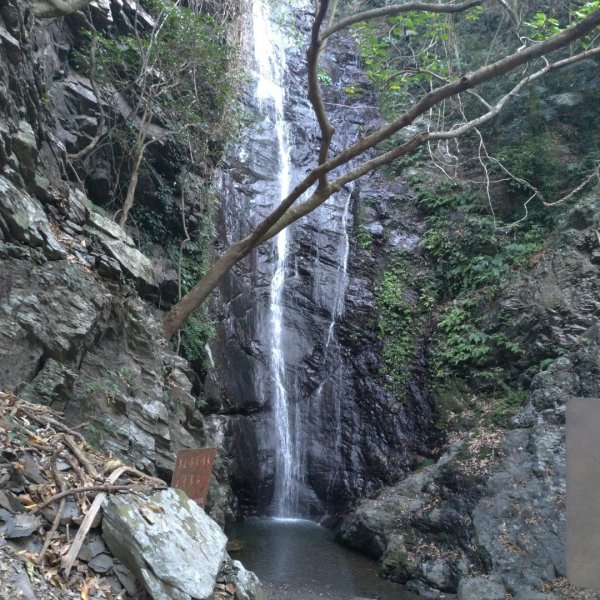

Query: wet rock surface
left=209, top=12, right=435, bottom=517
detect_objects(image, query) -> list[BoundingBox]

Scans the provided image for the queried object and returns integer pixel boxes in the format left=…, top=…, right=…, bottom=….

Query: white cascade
left=251, top=0, right=298, bottom=516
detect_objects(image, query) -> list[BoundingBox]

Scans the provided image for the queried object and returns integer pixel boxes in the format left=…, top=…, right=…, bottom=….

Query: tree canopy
left=161, top=0, right=600, bottom=339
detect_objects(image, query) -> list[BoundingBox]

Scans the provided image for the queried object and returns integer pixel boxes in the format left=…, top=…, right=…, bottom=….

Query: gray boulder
left=85, top=210, right=156, bottom=291
left=230, top=560, right=266, bottom=600
left=457, top=577, right=505, bottom=600
left=103, top=488, right=228, bottom=600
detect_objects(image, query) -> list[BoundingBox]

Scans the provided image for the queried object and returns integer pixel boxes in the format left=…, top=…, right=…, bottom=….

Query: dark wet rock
left=66, top=188, right=90, bottom=225
left=84, top=210, right=156, bottom=292
left=18, top=454, right=44, bottom=484
left=421, top=559, right=456, bottom=592
left=529, top=357, right=579, bottom=411
left=20, top=358, right=75, bottom=405
left=0, top=258, right=110, bottom=387
left=483, top=238, right=600, bottom=387
left=11, top=120, right=37, bottom=183
left=98, top=234, right=156, bottom=291
left=211, top=18, right=435, bottom=518
left=42, top=500, right=79, bottom=526
left=0, top=491, right=24, bottom=513
left=77, top=535, right=107, bottom=562
left=213, top=556, right=266, bottom=600
left=337, top=444, right=482, bottom=593
left=87, top=211, right=134, bottom=245
left=339, top=326, right=600, bottom=596
left=113, top=562, right=141, bottom=597
left=103, top=488, right=227, bottom=600
left=150, top=244, right=179, bottom=307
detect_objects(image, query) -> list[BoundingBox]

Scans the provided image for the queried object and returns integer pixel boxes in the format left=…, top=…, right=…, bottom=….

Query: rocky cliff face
left=0, top=0, right=233, bottom=524
left=337, top=215, right=600, bottom=599
left=3, top=0, right=596, bottom=598
left=205, top=9, right=437, bottom=518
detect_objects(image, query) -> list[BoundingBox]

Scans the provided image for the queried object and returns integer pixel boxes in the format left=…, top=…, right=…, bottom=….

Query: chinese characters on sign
left=171, top=448, right=217, bottom=508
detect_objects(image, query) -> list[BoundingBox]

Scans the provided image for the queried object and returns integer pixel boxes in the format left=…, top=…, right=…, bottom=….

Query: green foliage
left=317, top=68, right=333, bottom=86
left=377, top=255, right=438, bottom=399
left=429, top=300, right=523, bottom=382
left=524, top=12, right=562, bottom=40
left=162, top=185, right=219, bottom=369
left=84, top=367, right=134, bottom=403
left=179, top=309, right=215, bottom=370
left=355, top=222, right=373, bottom=250
left=353, top=9, right=462, bottom=117
left=133, top=180, right=181, bottom=246
left=378, top=268, right=416, bottom=396
left=525, top=2, right=600, bottom=44
left=93, top=0, right=235, bottom=127
left=490, top=389, right=527, bottom=425
left=72, top=0, right=241, bottom=218
left=415, top=179, right=546, bottom=297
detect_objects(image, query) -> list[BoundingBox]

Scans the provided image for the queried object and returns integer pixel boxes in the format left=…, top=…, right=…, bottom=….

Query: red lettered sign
left=171, top=448, right=217, bottom=508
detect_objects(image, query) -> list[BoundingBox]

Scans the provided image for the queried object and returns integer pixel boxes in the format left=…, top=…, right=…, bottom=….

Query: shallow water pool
left=228, top=518, right=418, bottom=600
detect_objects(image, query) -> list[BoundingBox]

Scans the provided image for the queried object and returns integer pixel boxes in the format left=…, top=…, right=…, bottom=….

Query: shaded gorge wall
left=205, top=0, right=438, bottom=518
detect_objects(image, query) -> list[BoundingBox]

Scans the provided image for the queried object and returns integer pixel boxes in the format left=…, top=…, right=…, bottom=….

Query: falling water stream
left=252, top=0, right=297, bottom=516
left=227, top=3, right=417, bottom=597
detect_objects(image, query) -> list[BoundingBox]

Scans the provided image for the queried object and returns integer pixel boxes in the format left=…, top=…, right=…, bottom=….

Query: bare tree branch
left=67, top=11, right=107, bottom=161
left=163, top=6, right=600, bottom=339
left=307, top=0, right=335, bottom=188
left=428, top=44, right=600, bottom=140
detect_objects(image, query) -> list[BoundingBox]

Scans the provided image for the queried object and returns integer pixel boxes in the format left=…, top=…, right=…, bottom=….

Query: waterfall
left=326, top=187, right=353, bottom=345
left=250, top=0, right=359, bottom=517
left=214, top=0, right=432, bottom=519
left=251, top=0, right=297, bottom=516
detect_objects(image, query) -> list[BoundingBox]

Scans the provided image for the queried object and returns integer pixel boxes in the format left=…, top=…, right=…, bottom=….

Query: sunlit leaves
left=524, top=2, right=600, bottom=45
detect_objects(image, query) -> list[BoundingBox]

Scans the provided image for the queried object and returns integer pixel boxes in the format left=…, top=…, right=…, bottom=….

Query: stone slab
left=567, top=397, right=600, bottom=589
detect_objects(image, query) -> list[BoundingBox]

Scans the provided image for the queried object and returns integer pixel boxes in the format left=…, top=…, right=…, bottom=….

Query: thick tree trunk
left=163, top=240, right=250, bottom=340
left=119, top=148, right=143, bottom=229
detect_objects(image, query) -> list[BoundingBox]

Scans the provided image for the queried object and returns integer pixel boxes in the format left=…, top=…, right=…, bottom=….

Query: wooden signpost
left=171, top=448, right=217, bottom=508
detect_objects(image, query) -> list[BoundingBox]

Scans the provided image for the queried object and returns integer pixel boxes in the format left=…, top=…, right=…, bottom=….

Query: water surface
left=229, top=518, right=418, bottom=600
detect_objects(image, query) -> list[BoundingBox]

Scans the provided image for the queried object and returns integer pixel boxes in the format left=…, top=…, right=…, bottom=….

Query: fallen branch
left=33, top=483, right=148, bottom=513
left=61, top=466, right=128, bottom=577
left=38, top=453, right=67, bottom=565
left=25, top=411, right=87, bottom=446
left=59, top=466, right=166, bottom=577
left=62, top=435, right=98, bottom=480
